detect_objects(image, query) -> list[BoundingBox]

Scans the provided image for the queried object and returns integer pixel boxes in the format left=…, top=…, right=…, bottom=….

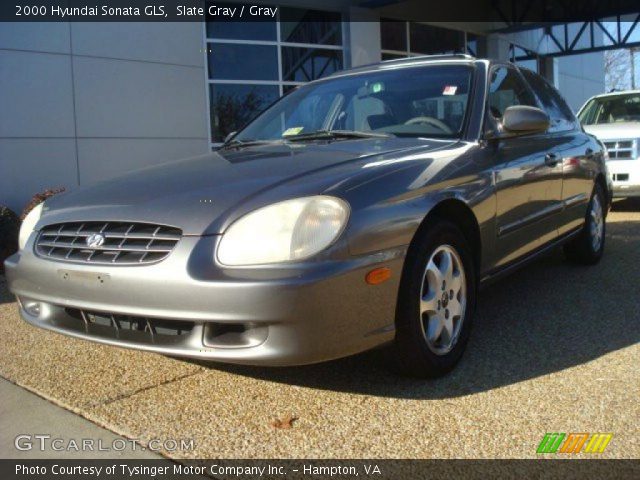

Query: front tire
left=393, top=220, right=477, bottom=378
left=564, top=183, right=606, bottom=265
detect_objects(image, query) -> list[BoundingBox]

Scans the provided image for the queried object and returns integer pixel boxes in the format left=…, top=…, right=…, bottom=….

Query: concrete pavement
left=0, top=378, right=160, bottom=459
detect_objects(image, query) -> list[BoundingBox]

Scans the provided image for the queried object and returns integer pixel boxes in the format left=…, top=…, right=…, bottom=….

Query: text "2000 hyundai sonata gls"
left=5, top=55, right=611, bottom=377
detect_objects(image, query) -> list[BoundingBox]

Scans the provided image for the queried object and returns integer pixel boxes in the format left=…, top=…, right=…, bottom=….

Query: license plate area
left=57, top=269, right=110, bottom=286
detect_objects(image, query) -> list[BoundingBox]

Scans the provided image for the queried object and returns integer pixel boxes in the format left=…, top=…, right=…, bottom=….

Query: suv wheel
left=564, top=183, right=606, bottom=265
left=393, top=220, right=476, bottom=378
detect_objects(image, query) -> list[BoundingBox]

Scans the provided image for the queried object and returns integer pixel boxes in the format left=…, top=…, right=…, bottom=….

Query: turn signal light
left=365, top=267, right=391, bottom=285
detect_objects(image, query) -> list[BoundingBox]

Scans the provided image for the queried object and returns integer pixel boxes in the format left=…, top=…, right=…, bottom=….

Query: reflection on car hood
left=40, top=138, right=457, bottom=235
left=583, top=122, right=640, bottom=140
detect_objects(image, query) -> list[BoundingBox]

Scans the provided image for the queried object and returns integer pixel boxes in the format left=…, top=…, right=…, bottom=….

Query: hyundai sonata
left=5, top=55, right=611, bottom=377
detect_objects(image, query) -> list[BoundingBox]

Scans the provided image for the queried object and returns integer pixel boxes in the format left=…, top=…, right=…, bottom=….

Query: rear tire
left=563, top=183, right=606, bottom=265
left=392, top=219, right=477, bottom=378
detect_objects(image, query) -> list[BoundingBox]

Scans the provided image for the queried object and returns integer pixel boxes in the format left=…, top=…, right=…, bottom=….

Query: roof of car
left=327, top=54, right=481, bottom=80
left=588, top=89, right=640, bottom=99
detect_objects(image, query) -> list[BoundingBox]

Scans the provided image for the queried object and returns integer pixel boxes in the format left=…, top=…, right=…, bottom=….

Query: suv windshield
left=232, top=64, right=473, bottom=143
left=578, top=93, right=640, bottom=125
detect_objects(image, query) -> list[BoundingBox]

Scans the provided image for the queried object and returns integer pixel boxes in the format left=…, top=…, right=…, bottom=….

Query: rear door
left=519, top=68, right=593, bottom=235
left=488, top=65, right=564, bottom=268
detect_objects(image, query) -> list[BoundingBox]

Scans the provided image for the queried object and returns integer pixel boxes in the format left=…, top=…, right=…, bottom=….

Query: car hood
left=583, top=122, right=640, bottom=140
left=40, top=137, right=457, bottom=235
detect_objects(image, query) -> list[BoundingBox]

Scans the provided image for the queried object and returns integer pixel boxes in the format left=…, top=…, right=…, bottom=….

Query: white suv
left=578, top=90, right=640, bottom=198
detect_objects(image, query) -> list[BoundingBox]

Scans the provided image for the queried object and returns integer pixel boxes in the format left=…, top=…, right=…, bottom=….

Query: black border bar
left=3, top=459, right=640, bottom=480
left=2, top=1, right=640, bottom=23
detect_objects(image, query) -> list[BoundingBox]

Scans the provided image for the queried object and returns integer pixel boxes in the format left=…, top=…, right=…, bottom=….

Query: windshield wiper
left=221, top=130, right=392, bottom=148
left=284, top=129, right=394, bottom=142
left=222, top=138, right=281, bottom=148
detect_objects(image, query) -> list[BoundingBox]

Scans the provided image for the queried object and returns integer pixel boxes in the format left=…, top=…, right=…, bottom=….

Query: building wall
left=347, top=8, right=382, bottom=67
left=556, top=52, right=605, bottom=112
left=0, top=22, right=209, bottom=213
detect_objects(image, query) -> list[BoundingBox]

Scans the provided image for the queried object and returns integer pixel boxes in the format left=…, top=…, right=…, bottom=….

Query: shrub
left=21, top=187, right=66, bottom=221
left=0, top=188, right=66, bottom=273
left=0, top=206, right=20, bottom=273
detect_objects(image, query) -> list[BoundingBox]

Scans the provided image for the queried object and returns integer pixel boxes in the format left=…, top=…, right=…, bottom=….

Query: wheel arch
left=409, top=198, right=482, bottom=276
left=594, top=172, right=611, bottom=211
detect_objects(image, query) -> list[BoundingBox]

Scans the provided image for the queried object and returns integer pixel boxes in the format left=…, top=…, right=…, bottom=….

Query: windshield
left=233, top=64, right=474, bottom=142
left=578, top=93, right=640, bottom=125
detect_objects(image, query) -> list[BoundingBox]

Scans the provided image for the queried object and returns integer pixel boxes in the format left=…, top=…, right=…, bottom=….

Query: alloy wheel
left=419, top=245, right=467, bottom=355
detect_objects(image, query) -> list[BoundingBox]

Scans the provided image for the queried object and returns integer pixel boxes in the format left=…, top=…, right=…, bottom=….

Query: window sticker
left=443, top=85, right=458, bottom=95
left=283, top=127, right=304, bottom=136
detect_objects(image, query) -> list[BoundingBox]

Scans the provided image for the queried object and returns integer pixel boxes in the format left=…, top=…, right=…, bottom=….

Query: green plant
left=20, top=187, right=66, bottom=221
left=0, top=206, right=20, bottom=273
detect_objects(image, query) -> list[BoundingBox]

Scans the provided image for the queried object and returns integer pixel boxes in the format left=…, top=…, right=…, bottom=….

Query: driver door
left=489, top=66, right=564, bottom=268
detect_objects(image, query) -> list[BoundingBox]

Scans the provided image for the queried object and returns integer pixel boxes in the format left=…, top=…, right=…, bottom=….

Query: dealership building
left=1, top=0, right=638, bottom=213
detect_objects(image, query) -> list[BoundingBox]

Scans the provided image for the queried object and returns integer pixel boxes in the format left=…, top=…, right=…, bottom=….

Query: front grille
left=65, top=308, right=194, bottom=337
left=35, top=222, right=181, bottom=265
left=604, top=139, right=636, bottom=160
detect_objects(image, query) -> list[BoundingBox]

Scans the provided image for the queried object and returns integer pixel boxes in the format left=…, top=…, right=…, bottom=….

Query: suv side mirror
left=501, top=106, right=550, bottom=134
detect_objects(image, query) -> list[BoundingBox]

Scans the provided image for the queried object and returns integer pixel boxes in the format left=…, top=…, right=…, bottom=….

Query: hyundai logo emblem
left=86, top=233, right=105, bottom=248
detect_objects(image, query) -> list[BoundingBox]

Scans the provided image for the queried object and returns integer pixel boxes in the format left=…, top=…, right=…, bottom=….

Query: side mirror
left=501, top=106, right=549, bottom=134
left=223, top=131, right=237, bottom=143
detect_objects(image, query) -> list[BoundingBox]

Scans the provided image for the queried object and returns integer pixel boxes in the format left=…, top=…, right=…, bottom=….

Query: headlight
left=18, top=203, right=44, bottom=250
left=217, top=196, right=349, bottom=266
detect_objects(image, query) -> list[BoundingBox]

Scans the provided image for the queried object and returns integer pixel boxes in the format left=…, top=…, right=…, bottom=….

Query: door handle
left=544, top=153, right=559, bottom=167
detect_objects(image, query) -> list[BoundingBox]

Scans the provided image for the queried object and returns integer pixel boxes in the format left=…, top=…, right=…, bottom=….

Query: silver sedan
left=5, top=55, right=611, bottom=377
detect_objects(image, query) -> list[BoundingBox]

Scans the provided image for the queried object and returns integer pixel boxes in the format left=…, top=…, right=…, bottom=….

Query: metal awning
left=364, top=0, right=640, bottom=58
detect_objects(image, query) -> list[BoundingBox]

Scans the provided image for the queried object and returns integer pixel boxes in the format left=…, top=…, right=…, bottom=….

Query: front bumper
left=608, top=159, right=640, bottom=197
left=4, top=235, right=403, bottom=366
left=611, top=185, right=640, bottom=198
